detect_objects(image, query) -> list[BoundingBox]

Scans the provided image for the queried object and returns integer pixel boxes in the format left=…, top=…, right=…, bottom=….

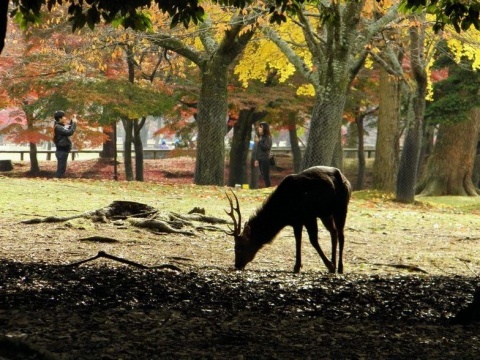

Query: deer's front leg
left=293, top=225, right=303, bottom=273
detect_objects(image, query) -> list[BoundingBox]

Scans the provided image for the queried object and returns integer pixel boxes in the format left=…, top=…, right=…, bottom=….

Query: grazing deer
left=226, top=166, right=351, bottom=273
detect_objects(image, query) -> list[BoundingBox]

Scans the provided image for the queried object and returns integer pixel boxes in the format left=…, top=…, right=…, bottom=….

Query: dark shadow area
left=1, top=260, right=479, bottom=359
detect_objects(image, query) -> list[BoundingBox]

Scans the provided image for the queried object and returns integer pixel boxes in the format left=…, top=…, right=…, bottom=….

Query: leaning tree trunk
left=373, top=69, right=401, bottom=192
left=416, top=109, right=480, bottom=196
left=396, top=17, right=427, bottom=203
left=134, top=118, right=146, bottom=181
left=396, top=91, right=425, bottom=202
left=122, top=118, right=134, bottom=181
left=303, top=92, right=346, bottom=169
left=195, top=61, right=229, bottom=186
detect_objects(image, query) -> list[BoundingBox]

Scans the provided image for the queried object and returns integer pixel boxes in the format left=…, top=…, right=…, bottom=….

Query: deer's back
left=270, top=166, right=351, bottom=221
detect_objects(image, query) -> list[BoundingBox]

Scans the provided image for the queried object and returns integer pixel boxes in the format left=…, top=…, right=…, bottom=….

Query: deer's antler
left=225, top=189, right=242, bottom=236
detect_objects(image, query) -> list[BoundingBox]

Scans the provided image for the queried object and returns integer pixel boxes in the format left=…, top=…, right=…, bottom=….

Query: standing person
left=53, top=110, right=77, bottom=178
left=254, top=122, right=272, bottom=187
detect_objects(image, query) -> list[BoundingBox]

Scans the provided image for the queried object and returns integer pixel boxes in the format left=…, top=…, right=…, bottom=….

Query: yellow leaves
left=111, top=48, right=123, bottom=60
left=296, top=84, right=315, bottom=97
left=364, top=54, right=374, bottom=69
left=71, top=60, right=86, bottom=73
left=216, top=23, right=229, bottom=34
left=444, top=29, right=480, bottom=70
left=235, top=16, right=313, bottom=93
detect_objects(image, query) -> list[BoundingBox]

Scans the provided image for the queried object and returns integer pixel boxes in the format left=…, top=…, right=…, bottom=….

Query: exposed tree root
left=128, top=218, right=195, bottom=236
left=20, top=201, right=229, bottom=235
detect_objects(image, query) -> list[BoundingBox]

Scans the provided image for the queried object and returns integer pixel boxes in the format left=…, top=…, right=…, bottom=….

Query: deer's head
left=225, top=190, right=257, bottom=270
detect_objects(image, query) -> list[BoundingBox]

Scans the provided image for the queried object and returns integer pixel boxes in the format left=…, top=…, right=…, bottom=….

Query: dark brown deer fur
left=226, top=166, right=351, bottom=273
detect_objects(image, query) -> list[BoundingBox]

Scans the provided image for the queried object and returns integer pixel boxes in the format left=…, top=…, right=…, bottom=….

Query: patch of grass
left=418, top=196, right=480, bottom=212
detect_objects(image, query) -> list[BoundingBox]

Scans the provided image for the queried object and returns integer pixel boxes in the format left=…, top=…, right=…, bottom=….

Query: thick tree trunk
left=195, top=62, right=229, bottom=186
left=373, top=70, right=401, bottom=192
left=416, top=109, right=480, bottom=196
left=303, top=92, right=346, bottom=169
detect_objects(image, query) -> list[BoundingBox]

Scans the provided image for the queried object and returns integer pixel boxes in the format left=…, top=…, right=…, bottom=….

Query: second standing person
left=254, top=122, right=272, bottom=188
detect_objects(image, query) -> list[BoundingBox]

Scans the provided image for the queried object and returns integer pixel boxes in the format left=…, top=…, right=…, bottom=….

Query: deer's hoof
left=293, top=264, right=302, bottom=273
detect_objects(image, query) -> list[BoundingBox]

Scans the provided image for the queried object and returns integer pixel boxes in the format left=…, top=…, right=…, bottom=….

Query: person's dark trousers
left=55, top=150, right=69, bottom=178
left=259, top=159, right=271, bottom=187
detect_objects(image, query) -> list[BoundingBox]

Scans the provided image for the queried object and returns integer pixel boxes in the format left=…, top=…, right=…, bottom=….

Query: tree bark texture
left=194, top=61, right=229, bottom=186
left=373, top=70, right=401, bottom=192
left=416, top=109, right=480, bottom=196
left=303, top=92, right=346, bottom=169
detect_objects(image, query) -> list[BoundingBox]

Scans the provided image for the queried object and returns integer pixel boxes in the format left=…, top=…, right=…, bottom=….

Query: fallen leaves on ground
left=1, top=261, right=479, bottom=359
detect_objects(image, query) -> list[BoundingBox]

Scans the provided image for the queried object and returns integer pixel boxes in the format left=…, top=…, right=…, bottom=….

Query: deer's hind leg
left=332, top=209, right=347, bottom=274
left=305, top=218, right=335, bottom=273
left=319, top=216, right=339, bottom=273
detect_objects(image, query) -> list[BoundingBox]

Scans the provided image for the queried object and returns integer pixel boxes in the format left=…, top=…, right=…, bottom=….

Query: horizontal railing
left=0, top=147, right=376, bottom=161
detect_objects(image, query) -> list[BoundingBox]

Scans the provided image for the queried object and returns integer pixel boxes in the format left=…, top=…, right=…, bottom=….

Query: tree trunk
left=396, top=18, right=427, bottom=203
left=416, top=109, right=480, bottom=196
left=28, top=142, right=40, bottom=174
left=134, top=118, right=145, bottom=181
left=303, top=92, right=346, bottom=169
left=355, top=115, right=366, bottom=190
left=373, top=70, right=401, bottom=192
left=122, top=118, right=134, bottom=181
left=25, top=110, right=40, bottom=174
left=101, top=125, right=115, bottom=158
left=194, top=62, right=229, bottom=186
left=228, top=115, right=251, bottom=187
left=228, top=109, right=266, bottom=187
left=287, top=112, right=302, bottom=174
left=396, top=90, right=425, bottom=202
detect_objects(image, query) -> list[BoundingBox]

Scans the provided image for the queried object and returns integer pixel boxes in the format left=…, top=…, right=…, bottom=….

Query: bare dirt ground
left=1, top=157, right=480, bottom=359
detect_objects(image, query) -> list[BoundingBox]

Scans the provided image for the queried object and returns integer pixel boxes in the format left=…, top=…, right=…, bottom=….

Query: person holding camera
left=53, top=110, right=77, bottom=178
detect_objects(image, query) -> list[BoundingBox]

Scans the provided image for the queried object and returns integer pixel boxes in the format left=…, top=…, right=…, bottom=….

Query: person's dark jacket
left=256, top=135, right=272, bottom=161
left=54, top=121, right=76, bottom=152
